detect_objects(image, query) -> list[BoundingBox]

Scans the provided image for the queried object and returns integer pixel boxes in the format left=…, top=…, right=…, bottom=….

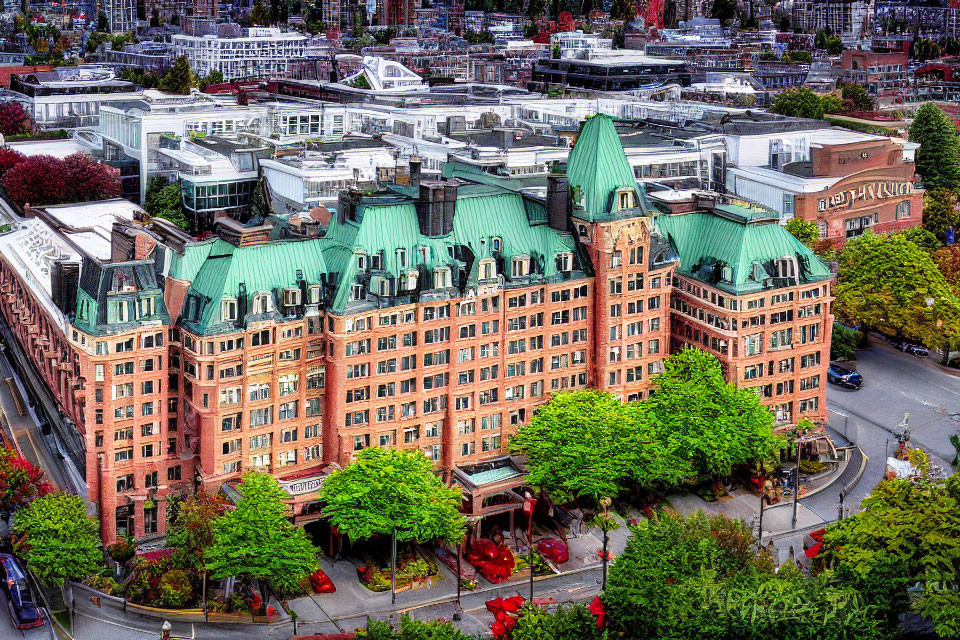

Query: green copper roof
left=180, top=237, right=330, bottom=334
left=656, top=211, right=833, bottom=295
left=174, top=184, right=584, bottom=333
left=567, top=114, right=641, bottom=221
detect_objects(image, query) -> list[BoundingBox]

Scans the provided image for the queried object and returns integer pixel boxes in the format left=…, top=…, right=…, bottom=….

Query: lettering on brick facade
left=817, top=181, right=913, bottom=211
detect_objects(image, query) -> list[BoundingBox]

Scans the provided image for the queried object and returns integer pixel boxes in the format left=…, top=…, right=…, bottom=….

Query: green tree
left=509, top=390, right=639, bottom=503
left=830, top=323, right=859, bottom=360
left=821, top=475, right=960, bottom=637
left=710, top=0, right=736, bottom=22
left=511, top=603, right=603, bottom=640
left=785, top=217, right=819, bottom=247
left=609, top=0, right=634, bottom=20
left=604, top=511, right=883, bottom=640
left=922, top=188, right=960, bottom=242
left=319, top=448, right=465, bottom=544
left=11, top=493, right=102, bottom=588
left=206, top=472, right=318, bottom=594
left=826, top=36, right=844, bottom=55
left=910, top=103, right=960, bottom=190
left=639, top=348, right=780, bottom=480
left=902, top=226, right=942, bottom=252
left=769, top=87, right=825, bottom=119
left=97, top=10, right=108, bottom=31
left=820, top=92, right=845, bottom=114
left=356, top=615, right=469, bottom=639
left=840, top=82, right=874, bottom=111
left=144, top=177, right=188, bottom=230
left=781, top=49, right=811, bottom=63
left=835, top=231, right=960, bottom=349
left=159, top=56, right=195, bottom=94
left=250, top=0, right=270, bottom=24
left=814, top=29, right=827, bottom=49
left=166, top=491, right=224, bottom=569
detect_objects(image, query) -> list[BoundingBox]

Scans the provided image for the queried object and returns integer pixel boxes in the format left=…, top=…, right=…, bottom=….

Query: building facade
left=171, top=28, right=308, bottom=81
left=0, top=115, right=833, bottom=545
left=840, top=50, right=909, bottom=101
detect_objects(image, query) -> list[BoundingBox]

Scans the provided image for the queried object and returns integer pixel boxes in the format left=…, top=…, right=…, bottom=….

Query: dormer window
left=404, top=270, right=418, bottom=290
left=138, top=297, right=156, bottom=318
left=396, top=248, right=407, bottom=268
left=433, top=266, right=452, bottom=289
left=491, top=237, right=503, bottom=252
left=615, top=188, right=635, bottom=211
left=478, top=258, right=497, bottom=281
left=375, top=276, right=391, bottom=297
left=511, top=255, right=530, bottom=278
left=221, top=297, right=238, bottom=321
left=556, top=252, right=574, bottom=272
left=356, top=253, right=367, bottom=271
left=351, top=283, right=365, bottom=301
left=369, top=252, right=383, bottom=271
left=774, top=257, right=798, bottom=280
left=307, top=285, right=322, bottom=304
left=253, top=292, right=272, bottom=314
left=282, top=288, right=301, bottom=312
left=577, top=224, right=589, bottom=240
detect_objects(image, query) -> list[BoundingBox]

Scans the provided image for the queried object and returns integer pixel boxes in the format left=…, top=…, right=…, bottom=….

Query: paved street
left=0, top=585, right=54, bottom=640
left=34, top=338, right=960, bottom=640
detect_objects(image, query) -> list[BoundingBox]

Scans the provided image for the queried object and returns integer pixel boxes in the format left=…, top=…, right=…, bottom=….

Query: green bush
left=831, top=323, right=859, bottom=361
left=157, top=569, right=194, bottom=608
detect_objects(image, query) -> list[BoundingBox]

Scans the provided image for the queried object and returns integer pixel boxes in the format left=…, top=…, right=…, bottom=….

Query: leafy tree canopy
left=144, top=177, right=188, bottom=230
left=509, top=390, right=639, bottom=503
left=710, top=0, right=736, bottom=22
left=12, top=493, right=102, bottom=587
left=922, top=188, right=959, bottom=243
left=206, top=472, right=317, bottom=593
left=320, top=448, right=465, bottom=544
left=910, top=103, right=960, bottom=191
left=785, top=217, right=819, bottom=247
left=159, top=56, right=196, bottom=94
left=604, top=511, right=883, bottom=640
left=830, top=323, right=859, bottom=361
left=836, top=231, right=960, bottom=347
left=840, top=82, right=874, bottom=111
left=821, top=475, right=960, bottom=637
left=769, top=87, right=825, bottom=120
left=639, top=348, right=780, bottom=480
left=166, top=491, right=224, bottom=569
left=0, top=102, right=31, bottom=137
left=932, top=244, right=960, bottom=297
left=511, top=349, right=781, bottom=502
left=356, top=615, right=469, bottom=639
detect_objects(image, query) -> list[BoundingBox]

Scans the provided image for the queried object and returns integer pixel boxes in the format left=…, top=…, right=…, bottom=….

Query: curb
left=842, top=449, right=869, bottom=498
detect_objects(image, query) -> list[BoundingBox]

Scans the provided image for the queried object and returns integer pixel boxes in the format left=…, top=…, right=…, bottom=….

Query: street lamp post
left=791, top=438, right=801, bottom=530
left=757, top=485, right=766, bottom=552
left=390, top=529, right=397, bottom=606
left=599, top=496, right=613, bottom=591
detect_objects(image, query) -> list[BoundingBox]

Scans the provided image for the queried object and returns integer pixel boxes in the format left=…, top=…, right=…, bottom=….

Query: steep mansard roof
left=172, top=186, right=580, bottom=335
left=655, top=205, right=833, bottom=296
left=566, top=113, right=645, bottom=221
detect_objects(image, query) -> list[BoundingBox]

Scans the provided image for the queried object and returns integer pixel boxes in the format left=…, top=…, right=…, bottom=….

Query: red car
left=0, top=554, right=44, bottom=630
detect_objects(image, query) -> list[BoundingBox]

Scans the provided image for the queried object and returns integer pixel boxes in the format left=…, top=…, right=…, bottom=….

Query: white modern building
left=6, top=67, right=142, bottom=130
left=171, top=28, right=308, bottom=81
left=104, top=0, right=138, bottom=33
left=550, top=30, right=613, bottom=59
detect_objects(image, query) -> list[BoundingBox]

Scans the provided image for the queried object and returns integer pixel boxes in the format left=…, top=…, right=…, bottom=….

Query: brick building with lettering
left=0, top=115, right=833, bottom=544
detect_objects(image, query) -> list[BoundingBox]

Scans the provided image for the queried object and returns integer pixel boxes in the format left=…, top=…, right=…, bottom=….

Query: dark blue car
left=828, top=364, right=862, bottom=389
left=0, top=554, right=43, bottom=630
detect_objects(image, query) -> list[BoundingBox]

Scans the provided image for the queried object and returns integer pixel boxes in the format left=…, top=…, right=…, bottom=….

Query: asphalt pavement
left=0, top=585, right=54, bottom=640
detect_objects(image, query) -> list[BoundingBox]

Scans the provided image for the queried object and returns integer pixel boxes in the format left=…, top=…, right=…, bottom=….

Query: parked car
left=0, top=554, right=43, bottom=630
left=827, top=363, right=862, bottom=389
left=900, top=343, right=930, bottom=357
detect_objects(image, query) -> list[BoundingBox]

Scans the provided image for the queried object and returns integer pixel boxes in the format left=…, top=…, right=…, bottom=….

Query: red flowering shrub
left=309, top=568, right=336, bottom=593
left=0, top=447, right=50, bottom=515
left=0, top=102, right=31, bottom=137
left=63, top=153, right=120, bottom=202
left=0, top=147, right=25, bottom=179
left=2, top=155, right=69, bottom=206
left=2, top=153, right=120, bottom=206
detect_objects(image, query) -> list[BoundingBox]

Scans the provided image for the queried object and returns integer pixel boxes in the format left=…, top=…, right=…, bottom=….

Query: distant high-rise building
left=103, top=0, right=138, bottom=32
